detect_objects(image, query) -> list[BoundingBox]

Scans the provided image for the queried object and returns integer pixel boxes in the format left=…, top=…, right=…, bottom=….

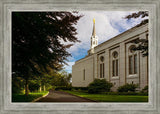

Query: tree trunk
left=25, top=79, right=29, bottom=95
left=43, top=85, right=46, bottom=91
left=39, top=82, right=41, bottom=92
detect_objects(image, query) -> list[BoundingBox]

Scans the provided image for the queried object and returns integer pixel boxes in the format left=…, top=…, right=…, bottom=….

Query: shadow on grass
left=12, top=91, right=48, bottom=102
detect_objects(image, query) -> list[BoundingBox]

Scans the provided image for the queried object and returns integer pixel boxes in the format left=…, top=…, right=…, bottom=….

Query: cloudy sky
left=63, top=11, right=145, bottom=73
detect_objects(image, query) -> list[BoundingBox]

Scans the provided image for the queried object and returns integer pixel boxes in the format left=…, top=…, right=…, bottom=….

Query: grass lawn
left=12, top=91, right=48, bottom=102
left=63, top=90, right=148, bottom=102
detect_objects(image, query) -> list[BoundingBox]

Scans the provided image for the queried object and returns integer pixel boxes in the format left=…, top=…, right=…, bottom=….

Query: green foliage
left=72, top=87, right=88, bottom=91
left=55, top=86, right=89, bottom=91
left=12, top=12, right=81, bottom=95
left=55, top=86, right=72, bottom=91
left=125, top=11, right=149, bottom=57
left=29, top=80, right=40, bottom=92
left=130, top=38, right=148, bottom=57
left=12, top=77, right=24, bottom=94
left=88, top=79, right=113, bottom=94
left=117, top=83, right=138, bottom=92
left=105, top=92, right=148, bottom=96
left=12, top=91, right=48, bottom=102
left=141, top=85, right=148, bottom=93
left=12, top=12, right=81, bottom=77
left=125, top=11, right=148, bottom=27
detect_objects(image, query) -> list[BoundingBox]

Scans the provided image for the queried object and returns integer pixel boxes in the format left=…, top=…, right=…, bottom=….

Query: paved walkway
left=35, top=90, right=95, bottom=102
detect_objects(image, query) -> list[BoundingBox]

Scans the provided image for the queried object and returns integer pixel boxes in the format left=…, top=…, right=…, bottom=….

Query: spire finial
left=92, top=18, right=96, bottom=37
left=90, top=18, right=98, bottom=53
left=93, top=18, right=95, bottom=24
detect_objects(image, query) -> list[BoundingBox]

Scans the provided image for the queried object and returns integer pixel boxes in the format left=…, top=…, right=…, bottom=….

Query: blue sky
left=63, top=11, right=146, bottom=73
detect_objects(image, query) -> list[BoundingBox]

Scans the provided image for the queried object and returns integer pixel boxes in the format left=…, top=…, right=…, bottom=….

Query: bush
left=29, top=81, right=40, bottom=92
left=55, top=86, right=72, bottom=90
left=105, top=92, right=148, bottom=96
left=117, top=83, right=138, bottom=92
left=72, top=87, right=88, bottom=91
left=88, top=79, right=113, bottom=94
left=46, top=85, right=55, bottom=91
left=12, top=77, right=24, bottom=94
left=141, top=85, right=148, bottom=93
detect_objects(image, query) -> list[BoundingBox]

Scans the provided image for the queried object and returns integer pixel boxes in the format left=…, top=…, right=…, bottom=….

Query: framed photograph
left=0, top=0, right=160, bottom=114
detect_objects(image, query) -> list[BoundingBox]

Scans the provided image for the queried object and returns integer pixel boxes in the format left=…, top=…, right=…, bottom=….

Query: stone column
left=139, top=33, right=148, bottom=90
left=94, top=54, right=98, bottom=79
left=119, top=42, right=126, bottom=86
left=105, top=48, right=110, bottom=81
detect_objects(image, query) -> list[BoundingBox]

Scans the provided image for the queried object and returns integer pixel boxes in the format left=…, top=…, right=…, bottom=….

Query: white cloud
left=63, top=11, right=146, bottom=73
left=63, top=62, right=75, bottom=73
left=67, top=11, right=143, bottom=55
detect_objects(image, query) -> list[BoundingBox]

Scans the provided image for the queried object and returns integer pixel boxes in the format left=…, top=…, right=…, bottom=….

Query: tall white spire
left=92, top=18, right=96, bottom=37
left=90, top=18, right=98, bottom=53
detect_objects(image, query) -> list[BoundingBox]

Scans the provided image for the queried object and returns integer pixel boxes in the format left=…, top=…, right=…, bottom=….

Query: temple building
left=72, top=19, right=148, bottom=91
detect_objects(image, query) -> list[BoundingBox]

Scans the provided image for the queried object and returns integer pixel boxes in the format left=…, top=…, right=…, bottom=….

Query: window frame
left=112, top=51, right=119, bottom=77
left=99, top=55, right=105, bottom=79
left=128, top=45, right=138, bottom=75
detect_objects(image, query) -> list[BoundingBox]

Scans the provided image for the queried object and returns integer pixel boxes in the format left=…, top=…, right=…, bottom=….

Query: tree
left=125, top=11, right=148, bottom=26
left=12, top=12, right=82, bottom=95
left=125, top=11, right=148, bottom=56
left=49, top=71, right=71, bottom=87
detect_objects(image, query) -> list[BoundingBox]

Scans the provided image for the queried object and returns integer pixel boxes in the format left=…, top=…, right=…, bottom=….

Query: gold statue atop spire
left=90, top=18, right=98, bottom=53
left=92, top=18, right=96, bottom=37
left=93, top=18, right=95, bottom=24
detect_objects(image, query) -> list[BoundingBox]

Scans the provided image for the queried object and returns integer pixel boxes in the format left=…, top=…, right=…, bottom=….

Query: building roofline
left=74, top=23, right=148, bottom=64
left=94, top=23, right=148, bottom=49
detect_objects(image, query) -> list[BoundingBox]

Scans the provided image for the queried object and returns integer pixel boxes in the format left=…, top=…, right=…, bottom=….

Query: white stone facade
left=72, top=23, right=148, bottom=91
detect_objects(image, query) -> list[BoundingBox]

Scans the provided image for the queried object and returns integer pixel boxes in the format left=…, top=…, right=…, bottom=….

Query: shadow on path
left=35, top=90, right=95, bottom=102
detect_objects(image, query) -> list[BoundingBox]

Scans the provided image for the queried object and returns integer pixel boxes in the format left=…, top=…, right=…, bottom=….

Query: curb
left=32, top=92, right=49, bottom=102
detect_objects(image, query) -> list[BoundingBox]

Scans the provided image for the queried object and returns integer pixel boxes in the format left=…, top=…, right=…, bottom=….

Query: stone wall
left=72, top=24, right=148, bottom=91
left=72, top=55, right=94, bottom=87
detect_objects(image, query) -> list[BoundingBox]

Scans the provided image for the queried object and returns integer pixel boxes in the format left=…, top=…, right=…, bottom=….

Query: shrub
left=29, top=81, right=40, bottom=92
left=105, top=92, right=148, bottom=96
left=117, top=83, right=138, bottom=92
left=46, top=85, right=55, bottom=91
left=88, top=79, right=113, bottom=93
left=12, top=77, right=24, bottom=94
left=72, top=87, right=88, bottom=91
left=141, top=85, right=148, bottom=93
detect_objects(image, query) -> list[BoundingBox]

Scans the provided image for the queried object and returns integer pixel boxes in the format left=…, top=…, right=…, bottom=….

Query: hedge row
left=54, top=86, right=88, bottom=91
left=105, top=92, right=148, bottom=96
left=54, top=79, right=148, bottom=95
left=55, top=86, right=72, bottom=90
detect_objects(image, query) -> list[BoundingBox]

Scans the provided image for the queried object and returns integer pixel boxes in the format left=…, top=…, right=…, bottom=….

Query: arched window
left=112, top=51, right=118, bottom=77
left=100, top=56, right=104, bottom=78
left=128, top=45, right=137, bottom=74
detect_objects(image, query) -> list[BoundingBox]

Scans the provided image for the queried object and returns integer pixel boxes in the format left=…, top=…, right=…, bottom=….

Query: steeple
left=90, top=18, right=98, bottom=54
left=92, top=18, right=96, bottom=37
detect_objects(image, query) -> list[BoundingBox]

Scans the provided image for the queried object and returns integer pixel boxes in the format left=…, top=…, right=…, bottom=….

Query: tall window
left=112, top=51, right=118, bottom=77
left=100, top=56, right=104, bottom=78
left=129, top=45, right=138, bottom=75
left=83, top=69, right=85, bottom=80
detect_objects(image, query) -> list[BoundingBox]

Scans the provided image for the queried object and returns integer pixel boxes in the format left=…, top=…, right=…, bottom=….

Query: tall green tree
left=12, top=12, right=81, bottom=95
left=125, top=11, right=148, bottom=56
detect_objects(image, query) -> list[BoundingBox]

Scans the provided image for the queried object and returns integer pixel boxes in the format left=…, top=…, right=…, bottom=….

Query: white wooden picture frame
left=0, top=0, right=160, bottom=114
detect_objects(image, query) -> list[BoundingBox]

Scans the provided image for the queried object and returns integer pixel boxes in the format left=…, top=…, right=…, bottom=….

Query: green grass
left=12, top=91, right=48, bottom=102
left=63, top=90, right=148, bottom=102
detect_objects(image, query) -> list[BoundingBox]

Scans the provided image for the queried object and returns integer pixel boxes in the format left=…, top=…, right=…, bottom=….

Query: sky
left=63, top=11, right=146, bottom=73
